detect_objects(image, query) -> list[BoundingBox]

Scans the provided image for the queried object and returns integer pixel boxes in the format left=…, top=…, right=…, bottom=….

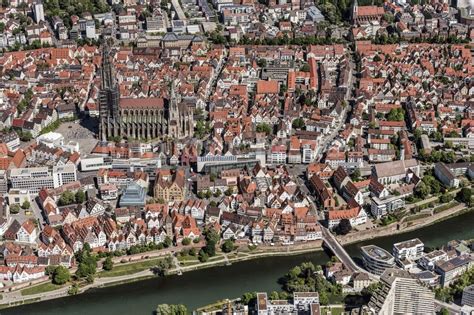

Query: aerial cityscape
left=0, top=0, right=472, bottom=313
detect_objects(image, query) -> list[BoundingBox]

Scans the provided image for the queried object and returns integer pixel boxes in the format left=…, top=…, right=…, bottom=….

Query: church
left=98, top=47, right=194, bottom=141
left=351, top=0, right=385, bottom=25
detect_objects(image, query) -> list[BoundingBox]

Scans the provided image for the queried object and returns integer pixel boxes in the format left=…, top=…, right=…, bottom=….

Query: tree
left=75, top=190, right=86, bottom=204
left=292, top=118, right=305, bottom=129
left=241, top=292, right=257, bottom=304
left=10, top=204, right=20, bottom=214
left=457, top=187, right=472, bottom=206
left=163, top=236, right=172, bottom=248
left=257, top=58, right=267, bottom=67
left=256, top=123, right=272, bottom=135
left=156, top=304, right=187, bottom=315
left=21, top=200, right=30, bottom=210
left=52, top=266, right=70, bottom=285
left=75, top=247, right=97, bottom=278
left=415, top=181, right=430, bottom=199
left=269, top=291, right=280, bottom=300
left=181, top=237, right=191, bottom=246
left=439, top=308, right=449, bottom=315
left=68, top=283, right=79, bottom=295
left=213, top=189, right=221, bottom=198
left=198, top=249, right=209, bottom=262
left=300, top=63, right=310, bottom=72
left=45, top=265, right=56, bottom=276
left=59, top=191, right=76, bottom=206
left=221, top=239, right=235, bottom=253
left=319, top=290, right=329, bottom=305
left=386, top=108, right=405, bottom=121
left=351, top=169, right=361, bottom=182
left=103, top=256, right=113, bottom=271
left=336, top=219, right=352, bottom=235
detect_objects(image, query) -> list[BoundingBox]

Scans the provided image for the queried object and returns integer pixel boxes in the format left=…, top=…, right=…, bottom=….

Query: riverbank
left=0, top=240, right=325, bottom=309
left=1, top=203, right=471, bottom=311
left=337, top=203, right=471, bottom=246
left=5, top=210, right=474, bottom=315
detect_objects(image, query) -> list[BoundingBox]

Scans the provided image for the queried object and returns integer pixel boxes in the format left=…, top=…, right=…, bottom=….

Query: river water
left=5, top=210, right=474, bottom=315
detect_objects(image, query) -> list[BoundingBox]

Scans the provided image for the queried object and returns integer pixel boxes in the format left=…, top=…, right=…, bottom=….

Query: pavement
left=55, top=118, right=98, bottom=155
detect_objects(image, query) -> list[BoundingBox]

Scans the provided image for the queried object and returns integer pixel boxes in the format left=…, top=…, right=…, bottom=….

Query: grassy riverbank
left=98, top=258, right=165, bottom=278
left=21, top=283, right=64, bottom=296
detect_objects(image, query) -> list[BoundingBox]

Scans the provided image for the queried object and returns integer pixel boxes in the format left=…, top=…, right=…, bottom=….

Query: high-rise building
left=369, top=269, right=435, bottom=315
left=98, top=46, right=194, bottom=141
left=33, top=2, right=45, bottom=23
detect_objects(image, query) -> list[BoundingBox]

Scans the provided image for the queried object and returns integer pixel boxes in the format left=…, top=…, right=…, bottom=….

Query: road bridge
left=320, top=226, right=379, bottom=281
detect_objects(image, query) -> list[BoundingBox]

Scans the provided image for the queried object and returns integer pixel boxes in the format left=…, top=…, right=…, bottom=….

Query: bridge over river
left=321, top=225, right=379, bottom=281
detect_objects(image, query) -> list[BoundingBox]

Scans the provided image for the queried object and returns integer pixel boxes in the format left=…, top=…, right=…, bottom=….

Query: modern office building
left=435, top=255, right=474, bottom=287
left=9, top=165, right=77, bottom=194
left=462, top=284, right=474, bottom=307
left=393, top=238, right=424, bottom=263
left=369, top=269, right=435, bottom=315
left=361, top=245, right=395, bottom=275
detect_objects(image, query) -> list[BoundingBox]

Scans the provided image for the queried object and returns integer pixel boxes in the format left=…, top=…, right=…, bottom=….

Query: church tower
left=98, top=45, right=120, bottom=141
left=352, top=0, right=359, bottom=24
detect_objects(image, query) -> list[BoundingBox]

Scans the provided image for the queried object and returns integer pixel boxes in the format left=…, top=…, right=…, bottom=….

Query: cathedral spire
left=101, top=44, right=114, bottom=90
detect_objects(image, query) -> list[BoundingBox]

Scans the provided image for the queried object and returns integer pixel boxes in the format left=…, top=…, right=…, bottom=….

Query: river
left=5, top=210, right=474, bottom=315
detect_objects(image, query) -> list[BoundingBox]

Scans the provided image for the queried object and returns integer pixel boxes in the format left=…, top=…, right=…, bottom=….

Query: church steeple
left=101, top=45, right=114, bottom=90
left=352, top=0, right=359, bottom=21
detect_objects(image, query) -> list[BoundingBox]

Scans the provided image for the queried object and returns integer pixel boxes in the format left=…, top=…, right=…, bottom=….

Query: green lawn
left=21, top=282, right=64, bottom=296
left=99, top=258, right=164, bottom=278
left=177, top=254, right=198, bottom=262
left=180, top=260, right=200, bottom=267
left=433, top=201, right=459, bottom=214
left=208, top=255, right=224, bottom=262
left=330, top=307, right=343, bottom=315
left=404, top=212, right=431, bottom=222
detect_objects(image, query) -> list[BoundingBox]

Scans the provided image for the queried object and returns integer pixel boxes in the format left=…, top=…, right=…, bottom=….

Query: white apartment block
left=393, top=238, right=424, bottom=263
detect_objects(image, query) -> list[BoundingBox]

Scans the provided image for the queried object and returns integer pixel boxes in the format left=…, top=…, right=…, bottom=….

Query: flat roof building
left=393, top=238, right=424, bottom=263
left=462, top=284, right=474, bottom=307
left=361, top=245, right=395, bottom=275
